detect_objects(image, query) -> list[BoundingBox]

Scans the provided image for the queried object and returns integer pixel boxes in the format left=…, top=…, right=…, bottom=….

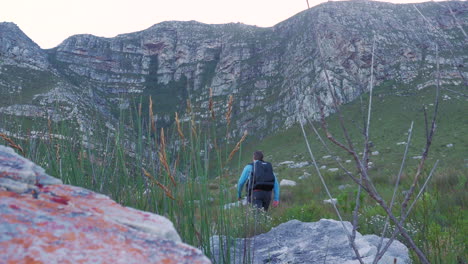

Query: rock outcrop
left=0, top=146, right=211, bottom=264
left=211, top=219, right=410, bottom=264
left=0, top=22, right=50, bottom=70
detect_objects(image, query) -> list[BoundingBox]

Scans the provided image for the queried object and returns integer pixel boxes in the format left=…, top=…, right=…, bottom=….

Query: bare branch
left=423, top=106, right=429, bottom=142
left=309, top=12, right=439, bottom=263
left=316, top=33, right=357, bottom=153
left=307, top=117, right=369, bottom=192
left=354, top=35, right=376, bottom=245
left=365, top=35, right=376, bottom=142
left=315, top=36, right=382, bottom=197
left=375, top=44, right=441, bottom=264
left=372, top=191, right=430, bottom=264
left=319, top=103, right=355, bottom=156
left=298, top=114, right=365, bottom=264
left=401, top=44, right=440, bottom=213
left=351, top=176, right=363, bottom=242
left=407, top=160, right=439, bottom=215
left=374, top=121, right=414, bottom=263
left=374, top=160, right=439, bottom=263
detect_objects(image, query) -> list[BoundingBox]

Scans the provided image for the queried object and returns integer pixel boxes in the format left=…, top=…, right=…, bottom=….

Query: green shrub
left=274, top=201, right=332, bottom=225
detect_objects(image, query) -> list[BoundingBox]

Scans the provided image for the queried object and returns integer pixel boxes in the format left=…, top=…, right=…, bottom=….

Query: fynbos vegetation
left=0, top=1, right=466, bottom=263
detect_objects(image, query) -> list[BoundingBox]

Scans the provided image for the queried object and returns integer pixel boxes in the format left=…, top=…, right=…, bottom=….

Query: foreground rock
left=0, top=146, right=210, bottom=264
left=211, top=219, right=410, bottom=264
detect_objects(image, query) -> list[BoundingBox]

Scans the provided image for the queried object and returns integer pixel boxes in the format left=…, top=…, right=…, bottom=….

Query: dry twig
left=175, top=112, right=185, bottom=142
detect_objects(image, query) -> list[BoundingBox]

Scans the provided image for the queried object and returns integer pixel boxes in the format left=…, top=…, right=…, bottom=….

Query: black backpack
left=247, top=161, right=275, bottom=191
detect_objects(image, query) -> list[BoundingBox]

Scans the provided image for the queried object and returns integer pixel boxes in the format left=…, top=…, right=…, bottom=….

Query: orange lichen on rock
left=0, top=145, right=211, bottom=264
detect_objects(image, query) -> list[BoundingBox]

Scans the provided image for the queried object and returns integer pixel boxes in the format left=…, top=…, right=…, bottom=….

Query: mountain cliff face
left=1, top=1, right=467, bottom=141
left=0, top=23, right=49, bottom=70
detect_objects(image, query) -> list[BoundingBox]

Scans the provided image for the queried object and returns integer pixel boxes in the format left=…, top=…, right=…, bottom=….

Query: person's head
left=253, top=150, right=264, bottom=161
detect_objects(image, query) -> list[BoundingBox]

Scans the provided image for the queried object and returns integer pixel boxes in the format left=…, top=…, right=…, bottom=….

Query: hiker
left=237, top=151, right=279, bottom=211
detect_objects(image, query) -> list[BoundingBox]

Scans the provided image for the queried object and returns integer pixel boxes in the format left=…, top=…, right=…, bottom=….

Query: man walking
left=237, top=151, right=280, bottom=211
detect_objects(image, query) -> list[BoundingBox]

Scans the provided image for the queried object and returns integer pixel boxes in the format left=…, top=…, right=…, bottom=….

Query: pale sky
left=1, top=0, right=445, bottom=49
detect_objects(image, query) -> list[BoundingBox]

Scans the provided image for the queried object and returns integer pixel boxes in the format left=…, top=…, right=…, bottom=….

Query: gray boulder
left=211, top=219, right=410, bottom=264
left=0, top=145, right=62, bottom=193
left=0, top=146, right=211, bottom=264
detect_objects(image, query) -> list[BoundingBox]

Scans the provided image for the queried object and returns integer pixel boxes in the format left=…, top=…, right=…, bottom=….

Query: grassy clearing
left=231, top=82, right=467, bottom=263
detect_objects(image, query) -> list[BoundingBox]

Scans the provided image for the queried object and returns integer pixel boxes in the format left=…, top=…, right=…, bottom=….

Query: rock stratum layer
left=0, top=1, right=466, bottom=141
left=0, top=146, right=211, bottom=264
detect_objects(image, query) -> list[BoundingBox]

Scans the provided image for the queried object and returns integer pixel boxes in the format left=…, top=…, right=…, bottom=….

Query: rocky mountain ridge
left=1, top=1, right=466, bottom=142
left=0, top=23, right=50, bottom=70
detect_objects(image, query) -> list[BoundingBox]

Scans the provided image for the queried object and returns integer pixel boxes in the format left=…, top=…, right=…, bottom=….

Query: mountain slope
left=0, top=1, right=466, bottom=142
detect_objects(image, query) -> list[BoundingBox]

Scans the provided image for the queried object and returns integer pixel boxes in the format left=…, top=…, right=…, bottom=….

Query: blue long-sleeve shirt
left=237, top=161, right=280, bottom=201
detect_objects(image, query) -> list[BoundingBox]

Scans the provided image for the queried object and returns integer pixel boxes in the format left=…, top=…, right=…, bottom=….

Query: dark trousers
left=248, top=190, right=272, bottom=211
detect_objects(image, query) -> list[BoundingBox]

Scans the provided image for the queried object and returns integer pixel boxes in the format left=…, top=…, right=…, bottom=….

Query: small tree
left=297, top=16, right=447, bottom=264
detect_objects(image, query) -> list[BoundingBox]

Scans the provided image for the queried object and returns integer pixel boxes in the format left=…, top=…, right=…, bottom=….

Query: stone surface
left=0, top=23, right=50, bottom=70
left=279, top=179, right=297, bottom=187
left=323, top=198, right=338, bottom=205
left=298, top=171, right=311, bottom=180
left=0, top=145, right=62, bottom=188
left=0, top=146, right=211, bottom=264
left=211, top=219, right=410, bottom=264
left=278, top=161, right=309, bottom=169
left=289, top=161, right=309, bottom=168
left=224, top=197, right=248, bottom=209
left=338, top=184, right=352, bottom=190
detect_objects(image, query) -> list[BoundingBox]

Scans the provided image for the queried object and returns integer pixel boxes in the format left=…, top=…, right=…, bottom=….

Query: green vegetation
left=0, top=65, right=57, bottom=106
left=1, top=79, right=466, bottom=263
left=1, top=94, right=259, bottom=261
left=233, top=81, right=467, bottom=263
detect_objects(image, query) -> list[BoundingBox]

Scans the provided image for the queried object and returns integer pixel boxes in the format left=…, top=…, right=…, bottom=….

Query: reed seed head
left=228, top=130, right=248, bottom=162
left=0, top=133, right=25, bottom=156
left=175, top=112, right=185, bottom=141
left=142, top=168, right=176, bottom=200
